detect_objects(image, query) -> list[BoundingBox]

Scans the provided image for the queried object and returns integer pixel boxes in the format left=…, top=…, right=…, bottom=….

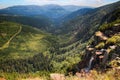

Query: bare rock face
left=95, top=31, right=108, bottom=41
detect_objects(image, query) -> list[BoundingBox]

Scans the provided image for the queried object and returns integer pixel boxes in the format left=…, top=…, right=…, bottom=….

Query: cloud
left=96, top=0, right=102, bottom=2
left=24, top=0, right=108, bottom=7
left=0, top=3, right=8, bottom=9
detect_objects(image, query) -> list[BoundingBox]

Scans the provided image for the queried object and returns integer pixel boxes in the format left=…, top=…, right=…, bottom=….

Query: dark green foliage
left=57, top=1, right=120, bottom=44
left=0, top=53, right=51, bottom=73
left=0, top=15, right=54, bottom=32
left=0, top=22, right=20, bottom=47
left=0, top=21, right=85, bottom=75
left=60, top=8, right=93, bottom=23
left=101, top=8, right=120, bottom=23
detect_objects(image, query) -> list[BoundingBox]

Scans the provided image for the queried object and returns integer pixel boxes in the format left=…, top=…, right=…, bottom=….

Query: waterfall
left=85, top=56, right=94, bottom=72
left=102, top=51, right=108, bottom=69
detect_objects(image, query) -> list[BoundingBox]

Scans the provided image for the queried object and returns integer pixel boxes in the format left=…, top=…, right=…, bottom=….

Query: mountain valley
left=0, top=1, right=120, bottom=80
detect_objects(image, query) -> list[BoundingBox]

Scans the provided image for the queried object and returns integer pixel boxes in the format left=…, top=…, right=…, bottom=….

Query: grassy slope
left=0, top=21, right=56, bottom=59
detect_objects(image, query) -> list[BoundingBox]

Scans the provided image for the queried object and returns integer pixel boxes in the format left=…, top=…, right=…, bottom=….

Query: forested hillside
left=0, top=15, right=54, bottom=32
left=75, top=19, right=120, bottom=80
left=0, top=21, right=59, bottom=59
left=0, top=21, right=86, bottom=80
left=58, top=1, right=120, bottom=44
left=0, top=1, right=120, bottom=80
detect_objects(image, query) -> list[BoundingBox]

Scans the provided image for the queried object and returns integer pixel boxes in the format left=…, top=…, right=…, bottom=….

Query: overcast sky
left=0, top=0, right=119, bottom=9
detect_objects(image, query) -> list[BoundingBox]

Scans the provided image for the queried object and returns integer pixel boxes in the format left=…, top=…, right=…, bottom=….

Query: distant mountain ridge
left=62, top=5, right=91, bottom=12
left=0, top=4, right=89, bottom=19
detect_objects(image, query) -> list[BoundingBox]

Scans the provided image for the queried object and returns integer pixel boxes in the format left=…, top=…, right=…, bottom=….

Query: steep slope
left=50, top=4, right=120, bottom=79
left=62, top=5, right=90, bottom=12
left=61, top=8, right=93, bottom=23
left=77, top=19, right=120, bottom=70
left=101, top=8, right=120, bottom=23
left=59, top=1, right=120, bottom=44
left=64, top=9, right=120, bottom=80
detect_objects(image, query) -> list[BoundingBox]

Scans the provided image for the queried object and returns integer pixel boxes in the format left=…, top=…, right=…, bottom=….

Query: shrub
left=99, top=19, right=120, bottom=31
left=106, top=34, right=120, bottom=45
left=95, top=42, right=105, bottom=49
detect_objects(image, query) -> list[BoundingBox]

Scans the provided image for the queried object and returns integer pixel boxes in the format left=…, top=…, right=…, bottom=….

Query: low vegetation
left=95, top=42, right=105, bottom=49
left=106, top=34, right=120, bottom=45
left=0, top=1, right=120, bottom=80
left=99, top=19, right=120, bottom=31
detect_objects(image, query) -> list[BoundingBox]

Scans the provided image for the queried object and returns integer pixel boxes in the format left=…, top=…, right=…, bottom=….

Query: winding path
left=0, top=26, right=22, bottom=50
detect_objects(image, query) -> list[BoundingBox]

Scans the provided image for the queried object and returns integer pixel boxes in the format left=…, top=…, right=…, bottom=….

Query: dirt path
left=0, top=26, right=22, bottom=50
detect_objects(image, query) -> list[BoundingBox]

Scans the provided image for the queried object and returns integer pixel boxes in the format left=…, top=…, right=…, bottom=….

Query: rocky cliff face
left=77, top=19, right=120, bottom=73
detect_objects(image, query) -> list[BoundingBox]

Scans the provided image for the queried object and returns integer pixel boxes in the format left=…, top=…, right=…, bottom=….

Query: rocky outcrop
left=77, top=20, right=120, bottom=72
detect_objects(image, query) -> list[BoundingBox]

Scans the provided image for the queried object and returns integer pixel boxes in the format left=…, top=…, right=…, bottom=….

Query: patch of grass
left=99, top=19, right=120, bottom=31
left=95, top=42, right=105, bottom=49
left=106, top=34, right=120, bottom=45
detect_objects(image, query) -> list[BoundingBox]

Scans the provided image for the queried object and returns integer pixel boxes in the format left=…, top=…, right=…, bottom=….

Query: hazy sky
left=0, top=0, right=119, bottom=8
